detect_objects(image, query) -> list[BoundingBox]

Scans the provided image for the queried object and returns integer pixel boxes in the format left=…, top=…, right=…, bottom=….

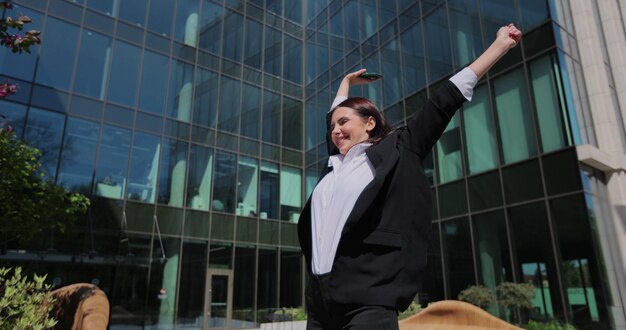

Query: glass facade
left=0, top=0, right=618, bottom=329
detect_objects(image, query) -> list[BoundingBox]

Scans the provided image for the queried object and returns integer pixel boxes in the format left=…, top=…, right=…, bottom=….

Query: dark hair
left=327, top=97, right=392, bottom=144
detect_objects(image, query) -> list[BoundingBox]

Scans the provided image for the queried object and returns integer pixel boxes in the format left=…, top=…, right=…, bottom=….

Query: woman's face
left=330, top=107, right=375, bottom=155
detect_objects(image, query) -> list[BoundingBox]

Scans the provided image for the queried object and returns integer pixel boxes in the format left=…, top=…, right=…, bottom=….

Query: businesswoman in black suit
left=297, top=25, right=522, bottom=329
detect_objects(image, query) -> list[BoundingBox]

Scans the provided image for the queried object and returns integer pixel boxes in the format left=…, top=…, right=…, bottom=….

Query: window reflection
left=241, top=84, right=261, bottom=139
left=436, top=112, right=463, bottom=183
left=223, top=11, right=244, bottom=61
left=35, top=17, right=80, bottom=90
left=23, top=107, right=64, bottom=180
left=158, top=139, right=188, bottom=207
left=262, top=90, right=281, bottom=144
left=244, top=19, right=263, bottom=68
left=400, top=23, right=426, bottom=95
left=283, top=36, right=302, bottom=84
left=213, top=151, right=237, bottom=213
left=442, top=217, right=475, bottom=298
left=94, top=125, right=131, bottom=199
left=193, top=68, right=219, bottom=127
left=463, top=85, right=498, bottom=174
left=218, top=76, right=241, bottom=133
left=382, top=40, right=402, bottom=107
left=234, top=245, right=256, bottom=326
left=187, top=144, right=214, bottom=211
left=174, top=0, right=200, bottom=47
left=280, top=166, right=301, bottom=222
left=199, top=1, right=224, bottom=54
left=176, top=240, right=207, bottom=327
left=139, top=51, right=170, bottom=114
left=167, top=61, right=195, bottom=122
left=74, top=30, right=112, bottom=99
left=424, top=7, right=452, bottom=82
left=108, top=41, right=141, bottom=107
left=237, top=157, right=259, bottom=217
left=282, top=97, right=302, bottom=150
left=57, top=118, right=99, bottom=194
left=264, top=27, right=282, bottom=76
left=493, top=67, right=537, bottom=164
left=529, top=55, right=568, bottom=153
left=119, top=0, right=148, bottom=26
left=0, top=7, right=41, bottom=81
left=449, top=0, right=482, bottom=68
left=260, top=161, right=279, bottom=220
left=128, top=132, right=161, bottom=203
left=148, top=0, right=174, bottom=37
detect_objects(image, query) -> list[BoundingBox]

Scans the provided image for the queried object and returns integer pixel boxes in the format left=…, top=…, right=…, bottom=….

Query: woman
left=297, top=25, right=522, bottom=329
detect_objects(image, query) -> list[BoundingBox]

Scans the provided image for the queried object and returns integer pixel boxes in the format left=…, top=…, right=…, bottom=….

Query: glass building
left=0, top=0, right=624, bottom=329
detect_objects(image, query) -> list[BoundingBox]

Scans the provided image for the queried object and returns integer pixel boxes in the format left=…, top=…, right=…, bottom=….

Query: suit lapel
left=340, top=132, right=400, bottom=236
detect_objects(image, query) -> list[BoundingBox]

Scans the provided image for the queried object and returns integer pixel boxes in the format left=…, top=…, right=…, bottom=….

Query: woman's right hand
left=344, top=69, right=377, bottom=86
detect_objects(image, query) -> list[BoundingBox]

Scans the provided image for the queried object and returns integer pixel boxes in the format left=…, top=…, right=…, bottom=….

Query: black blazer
left=297, top=81, right=467, bottom=311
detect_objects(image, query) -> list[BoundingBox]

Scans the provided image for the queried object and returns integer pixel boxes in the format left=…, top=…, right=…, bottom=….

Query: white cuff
left=329, top=96, right=348, bottom=113
left=449, top=67, right=478, bottom=101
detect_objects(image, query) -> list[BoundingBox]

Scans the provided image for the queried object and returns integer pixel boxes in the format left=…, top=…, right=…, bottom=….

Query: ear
left=365, top=116, right=376, bottom=133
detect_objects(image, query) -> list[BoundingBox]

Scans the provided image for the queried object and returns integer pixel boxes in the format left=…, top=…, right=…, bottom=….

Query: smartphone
left=359, top=72, right=383, bottom=80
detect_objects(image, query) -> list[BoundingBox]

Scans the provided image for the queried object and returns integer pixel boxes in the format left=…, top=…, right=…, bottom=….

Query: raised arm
left=469, top=24, right=521, bottom=79
left=406, top=24, right=522, bottom=157
left=330, top=69, right=380, bottom=110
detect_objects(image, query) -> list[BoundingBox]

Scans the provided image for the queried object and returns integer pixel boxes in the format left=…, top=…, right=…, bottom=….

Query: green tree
left=0, top=127, right=90, bottom=242
left=0, top=267, right=57, bottom=330
left=496, top=282, right=536, bottom=325
left=458, top=285, right=496, bottom=309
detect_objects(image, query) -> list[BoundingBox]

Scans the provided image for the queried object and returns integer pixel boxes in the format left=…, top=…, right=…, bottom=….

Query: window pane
left=244, top=19, right=263, bottom=68
left=442, top=217, right=476, bottom=298
left=424, top=7, right=452, bottom=82
left=262, top=90, right=281, bottom=144
left=139, top=51, right=170, bottom=114
left=167, top=61, right=195, bottom=122
left=241, top=84, right=261, bottom=139
left=551, top=194, right=610, bottom=326
left=260, top=161, right=279, bottom=220
left=35, top=17, right=80, bottom=89
left=420, top=224, right=445, bottom=305
left=264, top=27, right=282, bottom=76
left=198, top=1, right=223, bottom=54
left=449, top=0, right=482, bottom=68
left=237, top=157, right=259, bottom=217
left=530, top=55, right=567, bottom=153
left=257, top=247, right=278, bottom=311
left=174, top=0, right=201, bottom=46
left=107, top=41, right=141, bottom=106
left=187, top=144, right=214, bottom=211
left=74, top=30, right=112, bottom=99
left=283, top=36, right=302, bottom=84
left=467, top=170, right=502, bottom=211
left=479, top=0, right=516, bottom=47
left=1, top=101, right=27, bottom=138
left=218, top=76, right=241, bottom=133
left=222, top=11, right=244, bottom=61
left=148, top=0, right=174, bottom=37
left=119, top=0, right=147, bottom=26
left=473, top=210, right=513, bottom=316
left=280, top=166, right=301, bottom=222
left=436, top=113, right=463, bottom=183
left=57, top=118, right=99, bottom=194
left=0, top=7, right=42, bottom=80
left=282, top=97, right=302, bottom=150
left=128, top=132, right=161, bottom=203
left=87, top=0, right=115, bottom=16
left=520, top=0, right=550, bottom=30
left=438, top=180, right=467, bottom=218
left=176, top=240, right=207, bottom=327
left=158, top=139, right=188, bottom=207
left=400, top=23, right=426, bottom=95
left=509, top=202, right=565, bottom=320
left=493, top=67, right=537, bottom=164
left=381, top=39, right=402, bottom=107
left=94, top=125, right=131, bottom=199
left=234, top=245, right=256, bottom=325
left=193, top=68, right=219, bottom=127
left=502, top=159, right=543, bottom=204
left=463, top=85, right=498, bottom=174
left=280, top=249, right=302, bottom=307
left=146, top=237, right=181, bottom=327
left=213, top=151, right=237, bottom=213
left=24, top=108, right=64, bottom=180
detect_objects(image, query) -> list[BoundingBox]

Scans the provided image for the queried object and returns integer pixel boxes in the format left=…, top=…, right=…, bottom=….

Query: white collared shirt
left=311, top=143, right=374, bottom=274
left=310, top=67, right=478, bottom=274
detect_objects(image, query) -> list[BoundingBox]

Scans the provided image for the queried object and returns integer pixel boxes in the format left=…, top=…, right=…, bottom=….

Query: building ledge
left=576, top=144, right=626, bottom=172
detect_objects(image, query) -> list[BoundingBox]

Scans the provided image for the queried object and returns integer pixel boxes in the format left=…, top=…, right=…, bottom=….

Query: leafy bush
left=398, top=301, right=423, bottom=320
left=526, top=320, right=577, bottom=330
left=270, top=307, right=307, bottom=321
left=0, top=267, right=57, bottom=330
left=458, top=285, right=496, bottom=308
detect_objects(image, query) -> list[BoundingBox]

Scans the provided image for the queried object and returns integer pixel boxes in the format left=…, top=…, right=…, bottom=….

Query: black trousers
left=305, top=273, right=399, bottom=330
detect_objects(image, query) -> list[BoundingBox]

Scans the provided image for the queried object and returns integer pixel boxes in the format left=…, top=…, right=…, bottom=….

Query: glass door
left=206, top=269, right=233, bottom=329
